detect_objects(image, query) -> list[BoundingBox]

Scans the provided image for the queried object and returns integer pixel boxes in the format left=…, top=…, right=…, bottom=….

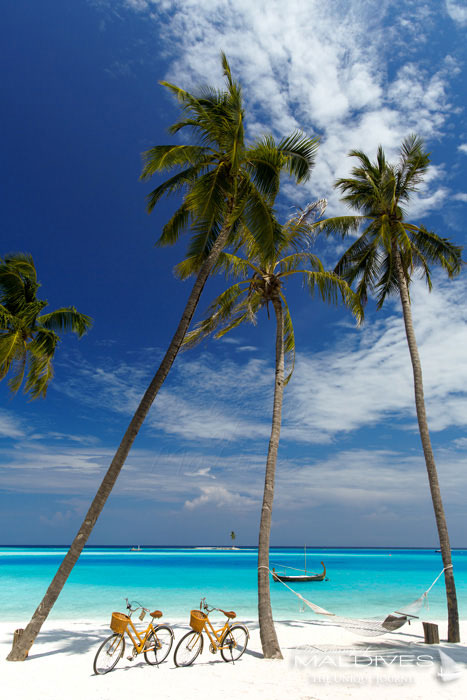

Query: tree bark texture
left=394, top=250, right=460, bottom=643
left=7, top=222, right=233, bottom=661
left=258, top=296, right=284, bottom=659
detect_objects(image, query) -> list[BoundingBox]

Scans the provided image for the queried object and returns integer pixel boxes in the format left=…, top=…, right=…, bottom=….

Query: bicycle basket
left=190, top=610, right=207, bottom=633
left=110, top=612, right=130, bottom=634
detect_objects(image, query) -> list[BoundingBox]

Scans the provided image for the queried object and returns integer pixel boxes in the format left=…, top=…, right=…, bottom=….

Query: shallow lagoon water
left=1, top=547, right=466, bottom=622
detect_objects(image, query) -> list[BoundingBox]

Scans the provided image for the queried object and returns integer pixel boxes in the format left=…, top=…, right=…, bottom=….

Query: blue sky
left=1, top=0, right=467, bottom=547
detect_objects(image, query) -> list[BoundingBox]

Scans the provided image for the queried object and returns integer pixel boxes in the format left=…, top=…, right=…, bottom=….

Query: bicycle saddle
left=219, top=609, right=236, bottom=619
left=150, top=610, right=163, bottom=618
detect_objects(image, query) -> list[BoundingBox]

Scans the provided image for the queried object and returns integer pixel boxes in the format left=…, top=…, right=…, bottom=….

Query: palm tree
left=184, top=212, right=362, bottom=658
left=317, top=135, right=463, bottom=643
left=0, top=253, right=91, bottom=398
left=7, top=55, right=318, bottom=661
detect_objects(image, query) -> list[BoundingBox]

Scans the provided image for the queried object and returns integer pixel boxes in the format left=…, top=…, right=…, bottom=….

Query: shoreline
left=2, top=618, right=467, bottom=699
left=2, top=544, right=466, bottom=549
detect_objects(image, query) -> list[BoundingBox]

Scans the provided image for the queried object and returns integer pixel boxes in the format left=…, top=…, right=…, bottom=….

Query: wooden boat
left=130, top=545, right=142, bottom=551
left=272, top=560, right=327, bottom=582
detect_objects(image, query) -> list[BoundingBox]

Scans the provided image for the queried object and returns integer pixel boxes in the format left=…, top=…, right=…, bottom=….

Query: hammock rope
left=260, top=565, right=452, bottom=637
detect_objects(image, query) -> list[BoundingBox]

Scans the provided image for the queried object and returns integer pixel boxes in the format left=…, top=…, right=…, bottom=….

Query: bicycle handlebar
left=199, top=597, right=223, bottom=614
left=125, top=598, right=149, bottom=615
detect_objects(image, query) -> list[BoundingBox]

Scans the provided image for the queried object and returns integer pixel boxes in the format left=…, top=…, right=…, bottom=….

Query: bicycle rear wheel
left=144, top=625, right=174, bottom=665
left=93, top=633, right=125, bottom=674
left=220, top=625, right=248, bottom=662
left=173, top=630, right=203, bottom=667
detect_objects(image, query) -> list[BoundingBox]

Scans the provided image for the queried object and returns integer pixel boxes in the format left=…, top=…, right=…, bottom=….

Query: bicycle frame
left=199, top=615, right=232, bottom=651
left=124, top=617, right=158, bottom=653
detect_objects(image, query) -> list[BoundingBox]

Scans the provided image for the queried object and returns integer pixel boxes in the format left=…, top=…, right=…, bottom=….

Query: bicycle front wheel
left=220, top=625, right=248, bottom=662
left=173, top=630, right=203, bottom=667
left=144, top=624, right=174, bottom=665
left=93, top=633, right=125, bottom=675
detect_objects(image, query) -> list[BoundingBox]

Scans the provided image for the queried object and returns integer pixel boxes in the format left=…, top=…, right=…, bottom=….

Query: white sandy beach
left=2, top=617, right=467, bottom=700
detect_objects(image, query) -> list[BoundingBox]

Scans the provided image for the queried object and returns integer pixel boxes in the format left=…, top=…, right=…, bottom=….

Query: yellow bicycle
left=93, top=598, right=174, bottom=674
left=173, top=597, right=249, bottom=667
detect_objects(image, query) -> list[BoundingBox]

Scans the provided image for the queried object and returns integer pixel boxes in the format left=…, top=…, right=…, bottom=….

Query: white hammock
left=262, top=565, right=450, bottom=637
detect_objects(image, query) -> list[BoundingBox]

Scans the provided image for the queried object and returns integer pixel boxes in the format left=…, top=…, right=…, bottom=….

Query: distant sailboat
left=131, top=545, right=142, bottom=551
left=438, top=649, right=463, bottom=682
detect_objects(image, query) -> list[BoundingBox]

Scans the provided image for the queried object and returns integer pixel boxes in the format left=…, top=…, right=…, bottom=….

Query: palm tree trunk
left=394, top=250, right=460, bottom=643
left=6, top=222, right=233, bottom=662
left=258, top=296, right=284, bottom=659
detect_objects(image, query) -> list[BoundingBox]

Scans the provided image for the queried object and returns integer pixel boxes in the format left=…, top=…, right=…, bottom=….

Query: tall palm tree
left=184, top=213, right=362, bottom=658
left=7, top=55, right=318, bottom=661
left=0, top=253, right=91, bottom=398
left=316, top=135, right=463, bottom=643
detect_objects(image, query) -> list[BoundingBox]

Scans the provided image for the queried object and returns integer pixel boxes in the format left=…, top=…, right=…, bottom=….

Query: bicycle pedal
left=127, top=656, right=134, bottom=661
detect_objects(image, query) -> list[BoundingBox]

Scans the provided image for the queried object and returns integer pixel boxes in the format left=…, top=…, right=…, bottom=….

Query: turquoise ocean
left=1, top=547, right=466, bottom=623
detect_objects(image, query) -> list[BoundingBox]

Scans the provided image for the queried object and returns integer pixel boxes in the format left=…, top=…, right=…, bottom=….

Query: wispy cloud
left=49, top=275, right=467, bottom=446
left=3, top=434, right=467, bottom=521
left=109, top=0, right=461, bottom=216
left=0, top=410, right=25, bottom=440
left=283, top=275, right=467, bottom=441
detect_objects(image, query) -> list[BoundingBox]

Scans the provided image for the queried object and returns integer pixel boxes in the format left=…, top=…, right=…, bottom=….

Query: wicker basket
left=190, top=610, right=207, bottom=633
left=110, top=612, right=130, bottom=634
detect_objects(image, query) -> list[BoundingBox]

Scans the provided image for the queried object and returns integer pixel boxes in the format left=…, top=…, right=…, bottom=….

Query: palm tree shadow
left=25, top=627, right=105, bottom=660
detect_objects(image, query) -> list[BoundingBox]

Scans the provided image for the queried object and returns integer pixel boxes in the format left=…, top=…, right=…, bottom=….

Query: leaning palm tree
left=316, top=135, right=463, bottom=642
left=0, top=253, right=91, bottom=398
left=184, top=212, right=362, bottom=658
left=7, top=55, right=318, bottom=661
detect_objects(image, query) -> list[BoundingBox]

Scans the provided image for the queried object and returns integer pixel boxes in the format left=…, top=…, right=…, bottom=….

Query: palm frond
left=303, top=270, right=363, bottom=324
left=23, top=352, right=54, bottom=400
left=157, top=202, right=192, bottom=247
left=145, top=166, right=210, bottom=214
left=277, top=252, right=324, bottom=276
left=314, top=215, right=365, bottom=238
left=397, top=134, right=430, bottom=198
left=373, top=253, right=400, bottom=308
left=241, top=182, right=284, bottom=260
left=183, top=283, right=250, bottom=348
left=0, top=304, right=17, bottom=330
left=0, top=330, right=26, bottom=381
left=245, top=136, right=282, bottom=198
left=213, top=252, right=262, bottom=279
left=28, top=328, right=59, bottom=358
left=277, top=131, right=319, bottom=183
left=407, top=224, right=464, bottom=276
left=140, top=145, right=210, bottom=180
left=279, top=293, right=295, bottom=384
left=38, top=308, right=92, bottom=337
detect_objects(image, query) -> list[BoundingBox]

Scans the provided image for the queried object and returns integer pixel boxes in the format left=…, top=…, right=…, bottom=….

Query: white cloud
left=0, top=411, right=24, bottom=440
left=458, top=144, right=467, bottom=154
left=446, top=0, right=467, bottom=26
left=184, top=485, right=257, bottom=510
left=283, top=275, right=467, bottom=441
left=453, top=193, right=467, bottom=202
left=113, top=0, right=459, bottom=217
left=2, top=418, right=466, bottom=519
left=50, top=273, right=467, bottom=447
left=184, top=467, right=216, bottom=479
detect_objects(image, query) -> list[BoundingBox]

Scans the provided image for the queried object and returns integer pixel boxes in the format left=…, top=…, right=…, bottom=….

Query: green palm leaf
left=0, top=254, right=92, bottom=398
